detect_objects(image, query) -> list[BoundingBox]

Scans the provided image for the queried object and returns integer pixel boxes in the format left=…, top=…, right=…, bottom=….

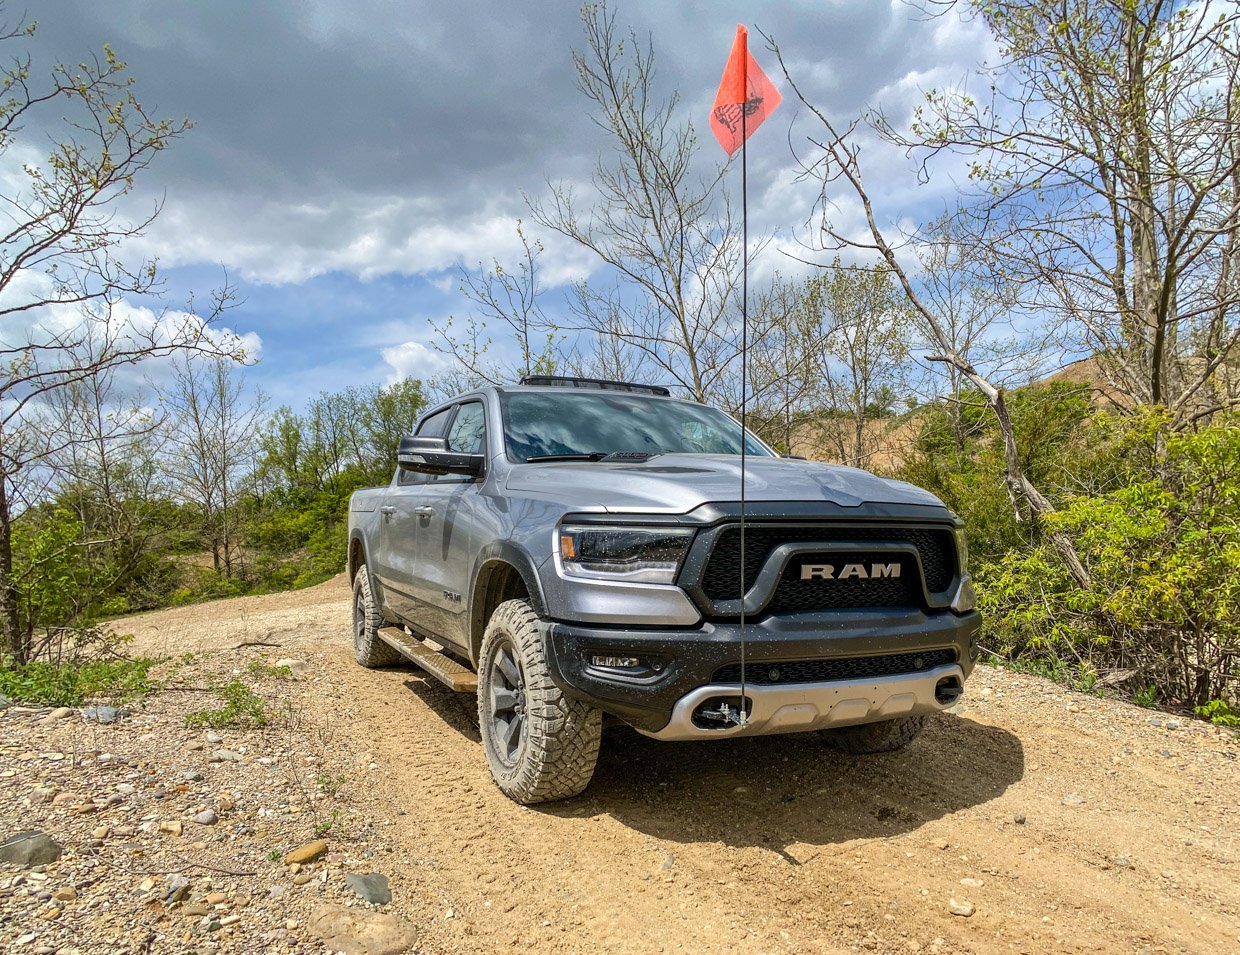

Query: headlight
left=954, top=526, right=970, bottom=574
left=558, top=525, right=694, bottom=584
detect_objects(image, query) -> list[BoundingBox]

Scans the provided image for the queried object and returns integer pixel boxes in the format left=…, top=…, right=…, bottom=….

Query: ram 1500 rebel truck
left=347, top=376, right=980, bottom=804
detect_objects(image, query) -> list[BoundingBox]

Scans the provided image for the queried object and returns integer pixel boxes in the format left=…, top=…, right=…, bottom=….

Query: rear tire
left=477, top=599, right=601, bottom=804
left=352, top=569, right=400, bottom=668
left=819, top=715, right=928, bottom=754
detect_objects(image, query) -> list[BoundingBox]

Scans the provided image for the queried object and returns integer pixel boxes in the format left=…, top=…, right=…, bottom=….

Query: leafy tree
left=0, top=11, right=243, bottom=661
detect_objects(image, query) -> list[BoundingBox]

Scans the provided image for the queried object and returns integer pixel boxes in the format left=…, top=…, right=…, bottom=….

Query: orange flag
left=710, top=24, right=782, bottom=156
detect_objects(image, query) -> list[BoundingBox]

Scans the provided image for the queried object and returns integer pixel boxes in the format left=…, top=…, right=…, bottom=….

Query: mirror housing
left=397, top=435, right=484, bottom=477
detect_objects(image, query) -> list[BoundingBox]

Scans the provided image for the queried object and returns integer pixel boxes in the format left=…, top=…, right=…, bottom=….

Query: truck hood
left=503, top=453, right=945, bottom=513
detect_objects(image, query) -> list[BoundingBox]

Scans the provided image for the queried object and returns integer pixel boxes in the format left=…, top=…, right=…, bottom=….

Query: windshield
left=500, top=391, right=773, bottom=462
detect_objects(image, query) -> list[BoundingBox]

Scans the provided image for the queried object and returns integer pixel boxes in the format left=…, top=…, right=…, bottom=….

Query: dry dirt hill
left=2, top=575, right=1238, bottom=954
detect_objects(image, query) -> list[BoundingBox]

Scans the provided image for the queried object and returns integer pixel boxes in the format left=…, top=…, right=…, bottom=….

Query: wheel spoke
left=504, top=712, right=524, bottom=750
left=495, top=649, right=521, bottom=687
left=490, top=686, right=517, bottom=713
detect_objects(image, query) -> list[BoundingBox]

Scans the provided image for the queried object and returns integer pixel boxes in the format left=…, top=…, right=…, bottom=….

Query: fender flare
left=468, top=542, right=549, bottom=662
left=347, top=531, right=371, bottom=583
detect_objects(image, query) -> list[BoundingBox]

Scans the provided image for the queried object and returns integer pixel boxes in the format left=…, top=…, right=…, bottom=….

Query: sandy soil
left=113, top=575, right=1240, bottom=955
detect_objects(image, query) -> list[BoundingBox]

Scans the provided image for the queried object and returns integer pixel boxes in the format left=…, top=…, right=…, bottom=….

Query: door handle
left=379, top=506, right=396, bottom=521
left=414, top=506, right=435, bottom=518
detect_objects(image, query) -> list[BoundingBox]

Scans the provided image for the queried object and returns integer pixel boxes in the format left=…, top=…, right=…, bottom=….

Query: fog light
left=591, top=655, right=641, bottom=669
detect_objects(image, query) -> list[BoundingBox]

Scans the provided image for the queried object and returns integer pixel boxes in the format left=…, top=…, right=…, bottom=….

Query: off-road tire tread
left=820, top=715, right=929, bottom=754
left=352, top=570, right=401, bottom=668
left=478, top=599, right=601, bottom=804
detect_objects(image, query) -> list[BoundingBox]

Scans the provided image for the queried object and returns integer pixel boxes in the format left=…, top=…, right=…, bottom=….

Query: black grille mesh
left=699, top=524, right=956, bottom=601
left=712, top=648, right=957, bottom=685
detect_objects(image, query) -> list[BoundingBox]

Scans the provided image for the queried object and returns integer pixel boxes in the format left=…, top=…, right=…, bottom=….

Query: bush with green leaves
left=979, top=413, right=1240, bottom=708
left=0, top=657, right=158, bottom=707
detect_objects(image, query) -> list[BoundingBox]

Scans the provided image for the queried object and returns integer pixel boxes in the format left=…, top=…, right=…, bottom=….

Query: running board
left=377, top=627, right=478, bottom=692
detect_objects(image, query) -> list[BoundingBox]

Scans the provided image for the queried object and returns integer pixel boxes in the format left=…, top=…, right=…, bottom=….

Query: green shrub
left=979, top=414, right=1240, bottom=708
left=184, top=676, right=269, bottom=729
left=0, top=657, right=158, bottom=706
left=1194, top=699, right=1240, bottom=726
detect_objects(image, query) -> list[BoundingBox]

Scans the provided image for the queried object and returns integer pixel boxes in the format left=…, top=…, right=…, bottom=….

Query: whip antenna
left=709, top=24, right=781, bottom=729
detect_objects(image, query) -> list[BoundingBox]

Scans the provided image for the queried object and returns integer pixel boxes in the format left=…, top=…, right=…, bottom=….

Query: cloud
left=380, top=340, right=449, bottom=385
left=9, top=1, right=1007, bottom=409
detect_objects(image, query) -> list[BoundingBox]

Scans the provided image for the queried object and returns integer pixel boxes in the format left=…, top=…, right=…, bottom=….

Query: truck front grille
left=712, top=648, right=957, bottom=685
left=696, top=523, right=957, bottom=614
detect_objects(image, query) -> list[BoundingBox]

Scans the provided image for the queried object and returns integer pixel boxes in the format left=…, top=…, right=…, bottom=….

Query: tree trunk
left=0, top=472, right=24, bottom=663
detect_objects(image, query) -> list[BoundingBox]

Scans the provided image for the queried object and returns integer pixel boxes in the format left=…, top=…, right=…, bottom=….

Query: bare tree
left=914, top=212, right=1032, bottom=463
left=807, top=261, right=915, bottom=466
left=529, top=2, right=742, bottom=402
left=17, top=360, right=168, bottom=653
left=885, top=1, right=1240, bottom=424
left=0, top=11, right=245, bottom=658
left=430, top=223, right=560, bottom=385
left=165, top=356, right=265, bottom=578
left=745, top=275, right=820, bottom=452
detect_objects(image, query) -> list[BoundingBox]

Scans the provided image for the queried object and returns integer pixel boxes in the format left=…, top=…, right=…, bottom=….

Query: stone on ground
left=0, top=831, right=63, bottom=867
left=309, top=904, right=416, bottom=955
left=345, top=872, right=392, bottom=905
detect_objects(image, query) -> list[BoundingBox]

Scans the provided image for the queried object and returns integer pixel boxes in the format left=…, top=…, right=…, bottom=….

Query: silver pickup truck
left=347, top=376, right=979, bottom=804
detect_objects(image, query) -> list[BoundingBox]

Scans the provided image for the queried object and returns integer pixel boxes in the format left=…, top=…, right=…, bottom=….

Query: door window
left=447, top=402, right=486, bottom=454
left=397, top=406, right=456, bottom=485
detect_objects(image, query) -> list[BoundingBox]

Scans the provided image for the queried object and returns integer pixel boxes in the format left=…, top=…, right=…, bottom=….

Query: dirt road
left=119, top=576, right=1240, bottom=954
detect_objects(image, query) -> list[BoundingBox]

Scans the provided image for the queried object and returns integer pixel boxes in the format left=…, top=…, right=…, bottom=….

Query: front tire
left=819, top=715, right=929, bottom=754
left=477, top=599, right=602, bottom=804
left=352, top=569, right=400, bottom=668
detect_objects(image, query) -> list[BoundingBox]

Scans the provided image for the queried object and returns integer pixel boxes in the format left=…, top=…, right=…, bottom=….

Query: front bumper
left=543, top=608, right=981, bottom=735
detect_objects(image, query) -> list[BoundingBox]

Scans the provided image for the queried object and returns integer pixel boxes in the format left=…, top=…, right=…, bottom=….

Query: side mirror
left=397, top=435, right=484, bottom=477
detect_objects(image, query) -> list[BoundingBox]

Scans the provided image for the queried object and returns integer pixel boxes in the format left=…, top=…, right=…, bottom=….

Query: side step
left=377, top=627, right=478, bottom=692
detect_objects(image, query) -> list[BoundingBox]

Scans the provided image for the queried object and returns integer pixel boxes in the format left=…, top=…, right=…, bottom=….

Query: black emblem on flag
left=713, top=97, right=763, bottom=134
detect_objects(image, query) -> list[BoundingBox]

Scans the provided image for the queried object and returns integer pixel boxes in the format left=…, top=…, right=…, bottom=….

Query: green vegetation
left=900, top=397, right=1240, bottom=712
left=185, top=676, right=271, bottom=729
left=0, top=657, right=158, bottom=707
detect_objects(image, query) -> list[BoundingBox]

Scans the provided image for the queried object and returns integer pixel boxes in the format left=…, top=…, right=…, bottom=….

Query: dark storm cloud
left=18, top=1, right=994, bottom=284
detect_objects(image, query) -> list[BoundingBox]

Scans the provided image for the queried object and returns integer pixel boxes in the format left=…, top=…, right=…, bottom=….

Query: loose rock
left=193, top=809, right=219, bottom=826
left=284, top=839, right=329, bottom=865
left=309, top=904, right=418, bottom=955
left=345, top=872, right=392, bottom=905
left=81, top=704, right=130, bottom=724
left=948, top=898, right=975, bottom=917
left=0, top=831, right=62, bottom=867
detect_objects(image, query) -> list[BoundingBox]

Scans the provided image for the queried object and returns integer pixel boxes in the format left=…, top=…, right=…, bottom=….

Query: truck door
left=409, top=399, right=488, bottom=649
left=372, top=405, right=454, bottom=622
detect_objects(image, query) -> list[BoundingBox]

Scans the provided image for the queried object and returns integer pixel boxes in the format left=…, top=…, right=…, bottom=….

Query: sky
left=13, top=0, right=997, bottom=410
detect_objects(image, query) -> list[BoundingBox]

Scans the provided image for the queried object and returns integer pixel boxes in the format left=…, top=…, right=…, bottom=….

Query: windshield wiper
left=524, top=452, right=609, bottom=463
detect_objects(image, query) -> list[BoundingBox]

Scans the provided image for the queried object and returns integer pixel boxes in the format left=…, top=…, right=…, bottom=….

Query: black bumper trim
left=543, top=608, right=982, bottom=733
